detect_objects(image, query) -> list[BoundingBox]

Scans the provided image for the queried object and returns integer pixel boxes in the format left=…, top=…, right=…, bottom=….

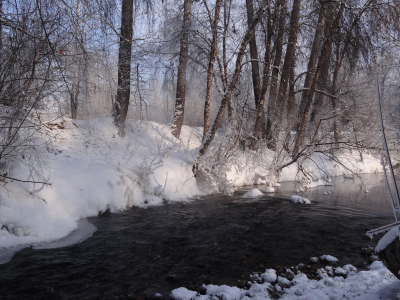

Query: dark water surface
left=0, top=174, right=395, bottom=299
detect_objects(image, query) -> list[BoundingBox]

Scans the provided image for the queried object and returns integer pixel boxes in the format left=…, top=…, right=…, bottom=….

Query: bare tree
left=203, top=0, right=222, bottom=140
left=171, top=0, right=192, bottom=139
left=112, top=0, right=134, bottom=137
left=194, top=2, right=269, bottom=171
left=246, top=0, right=261, bottom=107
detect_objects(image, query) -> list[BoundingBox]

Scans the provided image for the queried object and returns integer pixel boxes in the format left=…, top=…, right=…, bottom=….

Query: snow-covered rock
left=170, top=287, right=197, bottom=300
left=261, top=269, right=277, bottom=282
left=13, top=228, right=23, bottom=237
left=242, top=188, right=263, bottom=198
left=290, top=195, right=311, bottom=204
left=320, top=254, right=338, bottom=262
left=263, top=186, right=275, bottom=193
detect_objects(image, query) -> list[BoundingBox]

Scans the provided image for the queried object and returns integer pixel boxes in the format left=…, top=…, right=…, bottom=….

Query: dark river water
left=0, top=174, right=396, bottom=299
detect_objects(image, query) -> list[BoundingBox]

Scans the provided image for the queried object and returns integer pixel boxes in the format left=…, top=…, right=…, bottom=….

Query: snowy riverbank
left=0, top=117, right=385, bottom=250
left=170, top=261, right=400, bottom=300
left=0, top=117, right=398, bottom=299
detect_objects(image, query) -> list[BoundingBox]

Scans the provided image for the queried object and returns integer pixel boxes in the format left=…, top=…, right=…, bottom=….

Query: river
left=0, top=174, right=395, bottom=299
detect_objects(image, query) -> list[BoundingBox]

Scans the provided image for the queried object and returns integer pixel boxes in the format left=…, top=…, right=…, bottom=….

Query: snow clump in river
left=290, top=195, right=311, bottom=204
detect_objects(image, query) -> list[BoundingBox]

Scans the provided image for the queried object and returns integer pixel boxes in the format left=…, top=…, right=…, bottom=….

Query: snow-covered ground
left=0, top=117, right=397, bottom=298
left=170, top=261, right=400, bottom=300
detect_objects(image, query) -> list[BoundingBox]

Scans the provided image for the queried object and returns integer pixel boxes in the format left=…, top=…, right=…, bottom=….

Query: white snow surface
left=0, top=117, right=206, bottom=250
left=242, top=188, right=264, bottom=198
left=170, top=261, right=399, bottom=300
left=290, top=195, right=311, bottom=204
left=376, top=226, right=400, bottom=253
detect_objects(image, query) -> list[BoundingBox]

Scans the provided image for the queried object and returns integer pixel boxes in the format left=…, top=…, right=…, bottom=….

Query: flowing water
left=0, top=174, right=396, bottom=299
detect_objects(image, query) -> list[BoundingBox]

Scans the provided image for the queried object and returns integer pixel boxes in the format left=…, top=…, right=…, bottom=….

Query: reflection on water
left=0, top=173, right=396, bottom=299
left=260, top=173, right=394, bottom=217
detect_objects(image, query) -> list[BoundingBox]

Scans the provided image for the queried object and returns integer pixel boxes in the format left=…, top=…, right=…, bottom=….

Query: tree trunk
left=264, top=0, right=287, bottom=147
left=289, top=4, right=326, bottom=149
left=70, top=83, right=79, bottom=120
left=246, top=0, right=261, bottom=107
left=292, top=36, right=331, bottom=157
left=274, top=0, right=301, bottom=142
left=253, top=0, right=280, bottom=142
left=112, top=0, right=134, bottom=137
left=171, top=0, right=192, bottom=139
left=309, top=9, right=333, bottom=123
left=222, top=0, right=234, bottom=122
left=0, top=0, right=2, bottom=53
left=297, top=5, right=325, bottom=122
left=203, top=0, right=222, bottom=140
left=194, top=3, right=268, bottom=166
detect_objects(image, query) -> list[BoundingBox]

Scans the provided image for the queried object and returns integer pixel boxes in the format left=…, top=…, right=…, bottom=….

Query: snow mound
left=290, top=195, right=311, bottom=204
left=272, top=182, right=281, bottom=187
left=263, top=186, right=275, bottom=193
left=320, top=254, right=338, bottom=262
left=376, top=226, right=400, bottom=253
left=170, top=287, right=197, bottom=300
left=260, top=269, right=277, bottom=282
left=242, top=188, right=263, bottom=198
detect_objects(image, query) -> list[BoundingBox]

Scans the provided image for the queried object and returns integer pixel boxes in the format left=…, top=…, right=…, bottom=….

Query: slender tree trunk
left=274, top=0, right=301, bottom=139
left=246, top=0, right=261, bottom=107
left=0, top=0, right=3, bottom=53
left=203, top=0, right=222, bottom=140
left=112, top=0, right=134, bottom=137
left=309, top=12, right=333, bottom=123
left=291, top=45, right=325, bottom=157
left=253, top=0, right=280, bottom=142
left=310, top=2, right=342, bottom=124
left=171, top=0, right=192, bottom=139
left=222, top=0, right=234, bottom=121
left=288, top=4, right=326, bottom=148
left=70, top=87, right=78, bottom=119
left=265, top=0, right=287, bottom=147
left=297, top=5, right=325, bottom=121
left=194, top=3, right=268, bottom=166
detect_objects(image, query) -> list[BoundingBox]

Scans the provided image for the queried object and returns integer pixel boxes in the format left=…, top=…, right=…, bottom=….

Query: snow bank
left=290, top=195, right=311, bottom=204
left=0, top=117, right=205, bottom=251
left=170, top=261, right=399, bottom=300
